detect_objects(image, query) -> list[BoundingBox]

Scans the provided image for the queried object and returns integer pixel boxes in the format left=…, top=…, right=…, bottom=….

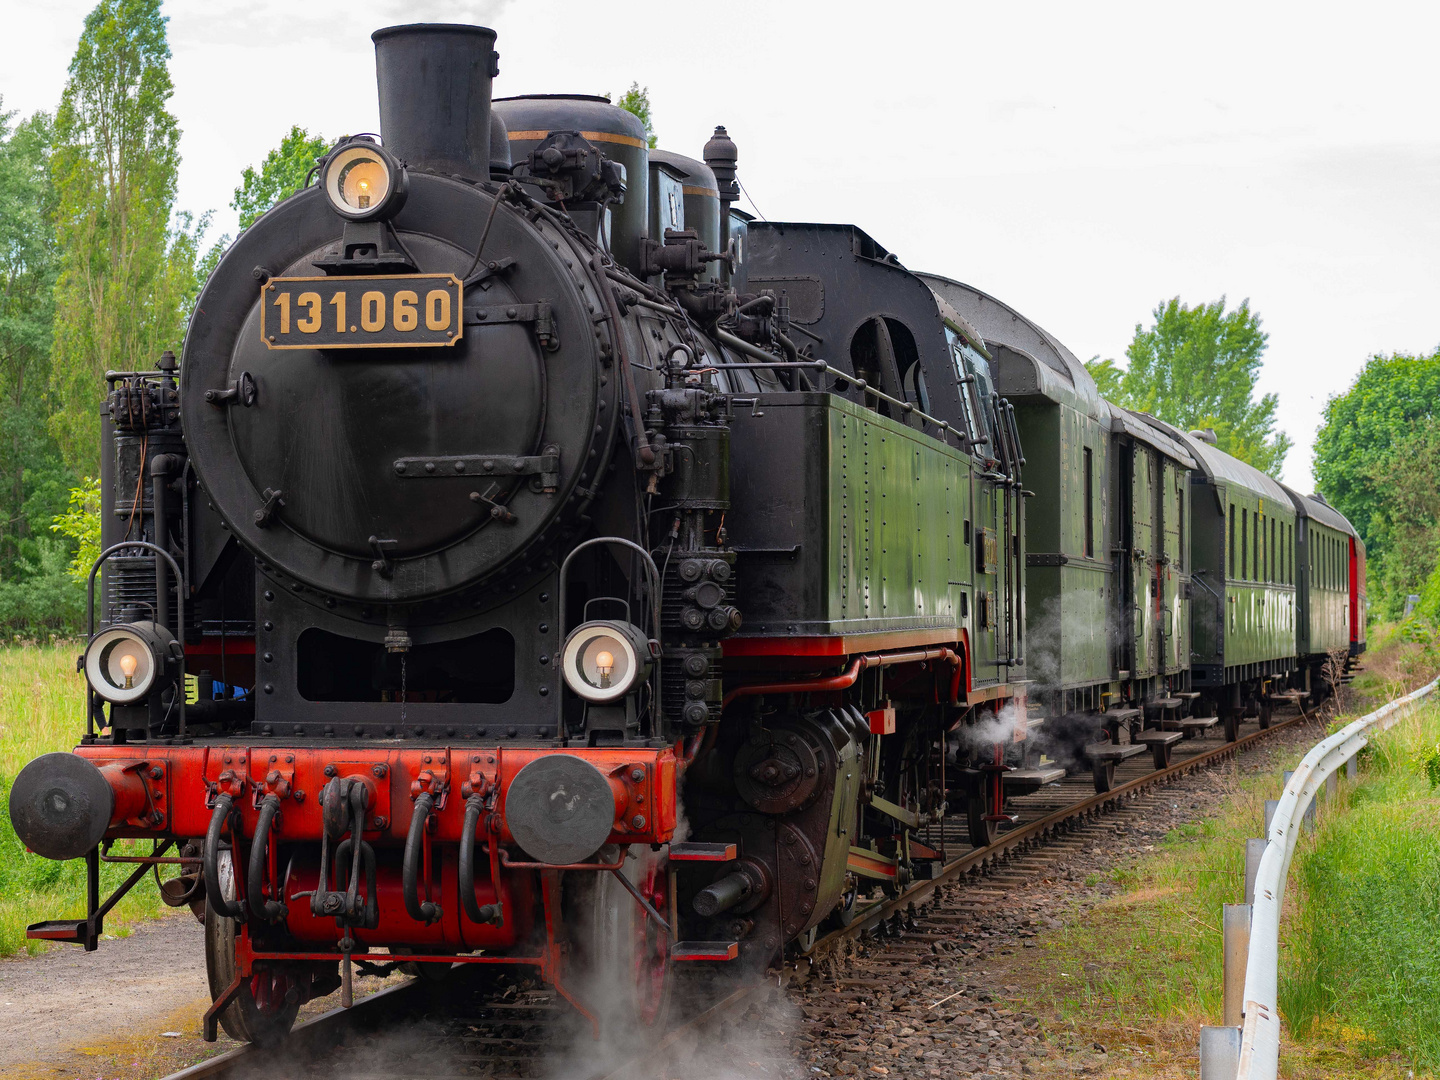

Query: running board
left=672, top=940, right=739, bottom=962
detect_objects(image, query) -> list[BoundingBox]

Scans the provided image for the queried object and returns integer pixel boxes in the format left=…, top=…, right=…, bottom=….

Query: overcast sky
left=4, top=0, right=1437, bottom=489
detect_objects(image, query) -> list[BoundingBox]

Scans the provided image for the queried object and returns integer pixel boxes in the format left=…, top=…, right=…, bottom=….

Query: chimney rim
left=372, top=22, right=497, bottom=43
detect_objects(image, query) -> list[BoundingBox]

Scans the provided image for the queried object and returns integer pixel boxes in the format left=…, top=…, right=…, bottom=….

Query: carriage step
left=1163, top=715, right=1221, bottom=733
left=1131, top=730, right=1184, bottom=746
left=1002, top=767, right=1066, bottom=789
left=669, top=842, right=737, bottom=863
left=1002, top=771, right=1071, bottom=789
left=1174, top=691, right=1201, bottom=700
left=1147, top=697, right=1185, bottom=711
left=1084, top=743, right=1147, bottom=761
left=1265, top=690, right=1307, bottom=703
left=672, top=941, right=739, bottom=962
left=1102, top=707, right=1143, bottom=723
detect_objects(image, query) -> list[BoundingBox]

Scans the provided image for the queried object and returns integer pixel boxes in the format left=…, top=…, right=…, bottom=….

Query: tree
left=1365, top=418, right=1440, bottom=617
left=232, top=126, right=329, bottom=231
left=47, top=0, right=205, bottom=474
left=612, top=83, right=657, bottom=149
left=199, top=126, right=328, bottom=283
left=0, top=102, right=80, bottom=595
left=1085, top=297, right=1292, bottom=474
left=1313, top=350, right=1440, bottom=614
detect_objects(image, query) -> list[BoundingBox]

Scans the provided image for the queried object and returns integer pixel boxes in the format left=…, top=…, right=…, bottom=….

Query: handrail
left=1229, top=675, right=1439, bottom=1079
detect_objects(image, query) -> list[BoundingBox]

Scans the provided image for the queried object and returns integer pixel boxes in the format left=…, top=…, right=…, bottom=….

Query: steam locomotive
left=9, top=22, right=1366, bottom=1046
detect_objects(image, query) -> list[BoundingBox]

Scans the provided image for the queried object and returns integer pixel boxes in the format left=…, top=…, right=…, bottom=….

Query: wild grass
left=1281, top=700, right=1440, bottom=1067
left=1015, top=642, right=1440, bottom=1076
left=0, top=643, right=164, bottom=957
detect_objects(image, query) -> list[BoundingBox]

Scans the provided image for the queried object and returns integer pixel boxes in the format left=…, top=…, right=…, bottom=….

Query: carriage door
left=1131, top=445, right=1157, bottom=678
left=973, top=476, right=1001, bottom=678
left=1159, top=459, right=1187, bottom=673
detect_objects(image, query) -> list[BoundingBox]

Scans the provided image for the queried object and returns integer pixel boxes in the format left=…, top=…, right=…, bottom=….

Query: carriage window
left=1083, top=447, right=1094, bottom=558
left=1229, top=505, right=1236, bottom=578
left=1270, top=521, right=1276, bottom=583
left=1241, top=508, right=1249, bottom=579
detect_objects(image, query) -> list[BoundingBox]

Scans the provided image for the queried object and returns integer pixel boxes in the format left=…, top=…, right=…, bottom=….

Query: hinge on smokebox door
left=466, top=300, right=559, bottom=351
left=392, top=445, right=560, bottom=493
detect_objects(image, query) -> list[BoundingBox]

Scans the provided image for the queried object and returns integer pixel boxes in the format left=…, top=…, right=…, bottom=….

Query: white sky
left=4, top=0, right=1438, bottom=490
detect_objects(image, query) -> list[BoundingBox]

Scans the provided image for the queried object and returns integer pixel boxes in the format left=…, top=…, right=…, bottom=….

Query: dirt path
left=0, top=909, right=393, bottom=1080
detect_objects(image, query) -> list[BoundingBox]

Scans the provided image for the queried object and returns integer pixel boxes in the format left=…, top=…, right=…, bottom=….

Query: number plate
left=260, top=274, right=463, bottom=350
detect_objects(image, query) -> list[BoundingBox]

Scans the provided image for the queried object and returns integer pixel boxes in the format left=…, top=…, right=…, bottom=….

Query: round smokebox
left=9, top=753, right=115, bottom=861
left=504, top=756, right=615, bottom=864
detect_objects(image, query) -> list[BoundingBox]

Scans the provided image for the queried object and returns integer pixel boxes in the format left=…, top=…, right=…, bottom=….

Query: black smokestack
left=372, top=23, right=499, bottom=179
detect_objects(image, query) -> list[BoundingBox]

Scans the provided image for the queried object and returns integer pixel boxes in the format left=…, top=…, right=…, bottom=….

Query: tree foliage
left=0, top=102, right=83, bottom=634
left=612, top=83, right=657, bottom=149
left=1366, top=418, right=1440, bottom=617
left=1085, top=297, right=1292, bottom=474
left=47, top=0, right=205, bottom=473
left=1314, top=350, right=1440, bottom=617
left=232, top=126, right=328, bottom=232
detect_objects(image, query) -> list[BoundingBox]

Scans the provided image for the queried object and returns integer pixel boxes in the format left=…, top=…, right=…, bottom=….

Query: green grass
left=0, top=643, right=165, bottom=957
left=1281, top=701, right=1440, bottom=1065
left=1010, top=644, right=1440, bottom=1077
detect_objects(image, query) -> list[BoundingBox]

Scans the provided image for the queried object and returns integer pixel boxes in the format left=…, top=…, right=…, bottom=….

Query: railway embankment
left=977, top=630, right=1439, bottom=1079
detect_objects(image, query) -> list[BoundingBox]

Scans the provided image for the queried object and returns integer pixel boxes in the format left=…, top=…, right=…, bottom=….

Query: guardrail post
left=1263, top=799, right=1279, bottom=833
left=1223, top=903, right=1251, bottom=1026
left=1346, top=754, right=1357, bottom=782
left=1244, top=839, right=1266, bottom=905
left=1326, top=770, right=1338, bottom=801
left=1199, top=1024, right=1241, bottom=1079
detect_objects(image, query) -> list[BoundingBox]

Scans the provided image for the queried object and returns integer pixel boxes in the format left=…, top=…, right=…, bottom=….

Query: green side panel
left=729, top=393, right=1000, bottom=645
left=1132, top=445, right=1156, bottom=677
left=1189, top=477, right=1225, bottom=666
left=1014, top=399, right=1110, bottom=691
left=1217, top=488, right=1297, bottom=668
left=1305, top=524, right=1349, bottom=655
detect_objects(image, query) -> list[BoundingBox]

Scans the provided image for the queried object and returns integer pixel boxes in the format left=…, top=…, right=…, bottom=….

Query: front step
left=669, top=842, right=737, bottom=863
left=672, top=940, right=739, bottom=962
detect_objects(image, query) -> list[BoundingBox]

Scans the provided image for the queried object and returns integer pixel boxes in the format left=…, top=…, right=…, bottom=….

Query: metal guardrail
left=1201, top=675, right=1440, bottom=1079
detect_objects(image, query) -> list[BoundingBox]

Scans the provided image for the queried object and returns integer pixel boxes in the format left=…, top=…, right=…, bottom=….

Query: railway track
left=164, top=705, right=1317, bottom=1080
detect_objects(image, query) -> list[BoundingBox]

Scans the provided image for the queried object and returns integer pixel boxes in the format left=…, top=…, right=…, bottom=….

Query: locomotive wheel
left=574, top=847, right=672, bottom=1031
left=1223, top=710, right=1240, bottom=743
left=203, top=850, right=301, bottom=1046
left=965, top=789, right=997, bottom=848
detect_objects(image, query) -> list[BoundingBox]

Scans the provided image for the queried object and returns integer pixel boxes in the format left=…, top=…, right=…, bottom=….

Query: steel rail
left=1230, top=676, right=1440, bottom=1080
left=162, top=707, right=1311, bottom=1080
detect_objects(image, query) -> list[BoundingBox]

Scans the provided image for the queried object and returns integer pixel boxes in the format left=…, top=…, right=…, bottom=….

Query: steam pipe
left=721, top=646, right=960, bottom=710
left=458, top=795, right=501, bottom=926
left=403, top=792, right=441, bottom=924
left=203, top=795, right=244, bottom=920
left=247, top=794, right=286, bottom=922
left=150, top=454, right=183, bottom=634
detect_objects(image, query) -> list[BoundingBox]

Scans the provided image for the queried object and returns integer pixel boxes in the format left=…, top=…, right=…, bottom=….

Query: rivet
left=425, top=462, right=436, bottom=473
left=264, top=684, right=274, bottom=694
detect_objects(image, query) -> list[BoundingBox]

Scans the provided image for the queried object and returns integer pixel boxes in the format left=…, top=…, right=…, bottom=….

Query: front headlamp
left=560, top=621, right=653, bottom=703
left=83, top=622, right=178, bottom=705
left=322, top=137, right=407, bottom=221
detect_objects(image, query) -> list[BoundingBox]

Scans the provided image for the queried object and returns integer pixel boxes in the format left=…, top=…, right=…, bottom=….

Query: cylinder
left=693, top=869, right=754, bottom=917
left=373, top=24, right=499, bottom=180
